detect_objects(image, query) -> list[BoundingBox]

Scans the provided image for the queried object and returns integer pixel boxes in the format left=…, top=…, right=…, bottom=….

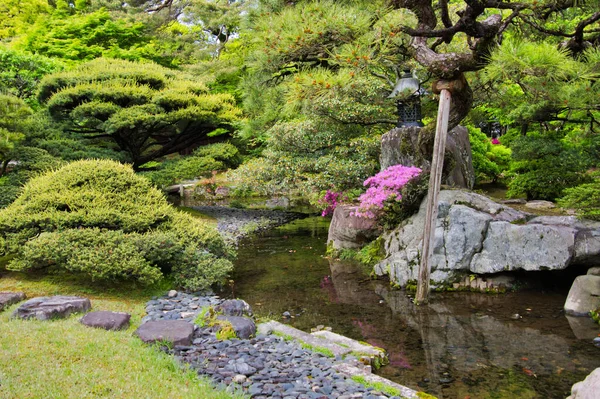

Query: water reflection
left=227, top=217, right=600, bottom=398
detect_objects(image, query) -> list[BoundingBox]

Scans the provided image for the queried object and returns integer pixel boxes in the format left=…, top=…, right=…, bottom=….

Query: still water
left=220, top=217, right=600, bottom=399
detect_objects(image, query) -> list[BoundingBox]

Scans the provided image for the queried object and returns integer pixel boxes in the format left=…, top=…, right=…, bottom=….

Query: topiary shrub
left=0, top=159, right=233, bottom=289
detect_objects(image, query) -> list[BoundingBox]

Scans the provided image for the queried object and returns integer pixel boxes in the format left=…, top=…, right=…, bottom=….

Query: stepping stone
left=216, top=315, right=256, bottom=339
left=12, top=296, right=91, bottom=321
left=80, top=311, right=131, bottom=331
left=0, top=292, right=26, bottom=312
left=135, top=320, right=194, bottom=346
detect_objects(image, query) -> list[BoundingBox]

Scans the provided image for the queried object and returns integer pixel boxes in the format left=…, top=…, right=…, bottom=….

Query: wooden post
left=415, top=85, right=453, bottom=304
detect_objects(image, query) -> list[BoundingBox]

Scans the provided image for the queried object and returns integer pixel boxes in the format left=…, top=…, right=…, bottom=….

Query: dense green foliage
left=558, top=173, right=600, bottom=221
left=143, top=142, right=241, bottom=187
left=506, top=133, right=589, bottom=200
left=0, top=159, right=233, bottom=290
left=0, top=48, right=64, bottom=106
left=468, top=126, right=511, bottom=184
left=39, top=58, right=240, bottom=168
left=0, top=0, right=598, bottom=215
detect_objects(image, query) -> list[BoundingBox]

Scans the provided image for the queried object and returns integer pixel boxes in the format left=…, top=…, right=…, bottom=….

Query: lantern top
left=389, top=69, right=421, bottom=98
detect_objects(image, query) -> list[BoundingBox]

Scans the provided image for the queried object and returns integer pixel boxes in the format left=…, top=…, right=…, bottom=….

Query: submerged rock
left=374, top=190, right=600, bottom=288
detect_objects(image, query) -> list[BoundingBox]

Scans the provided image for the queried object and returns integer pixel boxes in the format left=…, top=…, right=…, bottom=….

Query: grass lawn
left=0, top=267, right=244, bottom=399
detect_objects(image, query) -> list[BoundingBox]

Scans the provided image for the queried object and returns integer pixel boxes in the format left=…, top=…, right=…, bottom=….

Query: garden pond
left=218, top=216, right=600, bottom=399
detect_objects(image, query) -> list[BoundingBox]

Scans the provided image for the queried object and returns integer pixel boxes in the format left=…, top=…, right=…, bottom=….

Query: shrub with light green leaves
left=0, top=159, right=233, bottom=290
left=468, top=126, right=511, bottom=184
left=143, top=143, right=241, bottom=188
left=558, top=172, right=600, bottom=221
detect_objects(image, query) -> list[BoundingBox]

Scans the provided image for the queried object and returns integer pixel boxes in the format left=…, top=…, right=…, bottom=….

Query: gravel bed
left=144, top=292, right=403, bottom=399
left=190, top=206, right=304, bottom=243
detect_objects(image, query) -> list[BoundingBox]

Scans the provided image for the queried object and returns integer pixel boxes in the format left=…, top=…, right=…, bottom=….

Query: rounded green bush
left=0, top=159, right=233, bottom=289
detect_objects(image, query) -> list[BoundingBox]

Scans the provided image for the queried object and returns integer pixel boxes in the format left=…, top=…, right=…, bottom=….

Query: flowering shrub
left=353, top=165, right=422, bottom=219
left=319, top=190, right=344, bottom=216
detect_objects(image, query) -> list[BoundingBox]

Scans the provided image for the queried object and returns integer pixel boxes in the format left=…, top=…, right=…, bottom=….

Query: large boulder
left=564, top=275, right=600, bottom=316
left=380, top=126, right=475, bottom=189
left=12, top=296, right=91, bottom=320
left=327, top=205, right=379, bottom=250
left=374, top=190, right=600, bottom=287
left=0, top=292, right=25, bottom=312
left=568, top=368, right=600, bottom=399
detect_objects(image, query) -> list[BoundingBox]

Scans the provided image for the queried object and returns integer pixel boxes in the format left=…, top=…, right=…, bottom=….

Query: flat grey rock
left=12, top=296, right=91, bottom=320
left=135, top=320, right=194, bottom=346
left=0, top=292, right=26, bottom=312
left=80, top=311, right=131, bottom=331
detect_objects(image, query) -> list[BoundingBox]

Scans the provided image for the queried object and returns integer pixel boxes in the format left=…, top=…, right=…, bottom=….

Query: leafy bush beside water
left=0, top=159, right=233, bottom=290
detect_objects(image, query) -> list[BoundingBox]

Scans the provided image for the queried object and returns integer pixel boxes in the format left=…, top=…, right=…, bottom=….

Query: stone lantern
left=389, top=69, right=424, bottom=128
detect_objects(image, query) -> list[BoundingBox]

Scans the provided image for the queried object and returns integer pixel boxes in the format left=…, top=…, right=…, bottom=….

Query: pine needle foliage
left=38, top=58, right=241, bottom=168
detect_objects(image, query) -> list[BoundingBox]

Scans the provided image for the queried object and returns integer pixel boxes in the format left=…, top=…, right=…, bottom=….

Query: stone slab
left=0, top=292, right=26, bottom=312
left=333, top=363, right=419, bottom=399
left=257, top=321, right=351, bottom=357
left=311, top=330, right=385, bottom=360
left=80, top=311, right=131, bottom=331
left=135, top=320, right=194, bottom=346
left=12, top=296, right=91, bottom=320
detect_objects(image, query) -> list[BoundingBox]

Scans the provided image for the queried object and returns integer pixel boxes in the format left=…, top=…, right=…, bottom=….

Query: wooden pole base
left=415, top=88, right=452, bottom=304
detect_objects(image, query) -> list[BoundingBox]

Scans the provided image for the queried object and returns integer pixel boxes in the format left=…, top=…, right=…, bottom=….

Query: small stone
left=180, top=312, right=196, bottom=319
left=168, top=290, right=178, bottom=298
left=511, top=314, right=522, bottom=320
left=80, top=311, right=130, bottom=331
left=282, top=311, right=291, bottom=318
left=525, top=200, right=556, bottom=210
left=232, top=374, right=247, bottom=383
left=587, top=267, right=600, bottom=276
